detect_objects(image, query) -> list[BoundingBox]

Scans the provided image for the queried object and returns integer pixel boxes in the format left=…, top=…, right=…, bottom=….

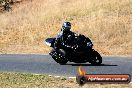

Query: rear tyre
left=90, top=50, right=102, bottom=65
left=50, top=49, right=68, bottom=65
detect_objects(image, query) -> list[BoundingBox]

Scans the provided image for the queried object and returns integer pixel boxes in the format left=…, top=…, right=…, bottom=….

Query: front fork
left=49, top=49, right=56, bottom=57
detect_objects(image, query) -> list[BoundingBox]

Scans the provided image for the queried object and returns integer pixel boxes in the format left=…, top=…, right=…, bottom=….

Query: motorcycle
left=45, top=34, right=102, bottom=65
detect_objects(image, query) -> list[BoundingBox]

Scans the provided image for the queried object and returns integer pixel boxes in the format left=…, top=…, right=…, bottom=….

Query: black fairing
left=45, top=35, right=102, bottom=65
left=45, top=38, right=55, bottom=47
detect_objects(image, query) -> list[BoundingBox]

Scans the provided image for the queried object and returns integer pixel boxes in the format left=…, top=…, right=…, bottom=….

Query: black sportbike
left=45, top=34, right=102, bottom=65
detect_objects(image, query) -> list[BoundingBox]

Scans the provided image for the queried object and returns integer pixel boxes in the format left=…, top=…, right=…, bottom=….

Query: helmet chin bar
left=62, top=27, right=70, bottom=31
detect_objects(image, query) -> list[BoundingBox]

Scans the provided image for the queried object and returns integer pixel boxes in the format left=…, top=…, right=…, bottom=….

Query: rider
left=54, top=21, right=76, bottom=50
left=54, top=21, right=93, bottom=51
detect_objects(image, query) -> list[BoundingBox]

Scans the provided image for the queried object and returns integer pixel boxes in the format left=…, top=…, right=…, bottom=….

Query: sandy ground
left=0, top=0, right=132, bottom=55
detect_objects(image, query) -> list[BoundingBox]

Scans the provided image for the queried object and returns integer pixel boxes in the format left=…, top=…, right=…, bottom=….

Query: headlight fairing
left=45, top=41, right=51, bottom=46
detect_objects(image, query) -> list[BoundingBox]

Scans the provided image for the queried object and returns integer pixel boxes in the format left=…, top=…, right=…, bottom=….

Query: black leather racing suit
left=54, top=28, right=93, bottom=51
left=54, top=29, right=76, bottom=50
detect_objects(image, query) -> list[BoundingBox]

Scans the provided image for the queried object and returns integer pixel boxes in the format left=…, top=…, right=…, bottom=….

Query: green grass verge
left=0, top=72, right=73, bottom=88
left=0, top=72, right=132, bottom=88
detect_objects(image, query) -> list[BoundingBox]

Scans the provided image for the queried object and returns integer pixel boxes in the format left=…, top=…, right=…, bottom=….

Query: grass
left=0, top=72, right=132, bottom=88
left=0, top=0, right=132, bottom=55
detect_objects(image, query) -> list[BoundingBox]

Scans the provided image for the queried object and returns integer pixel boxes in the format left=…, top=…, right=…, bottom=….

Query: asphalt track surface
left=0, top=54, right=132, bottom=79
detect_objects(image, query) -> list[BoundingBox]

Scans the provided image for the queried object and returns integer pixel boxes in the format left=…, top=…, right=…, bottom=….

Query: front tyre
left=50, top=49, right=68, bottom=65
left=90, top=50, right=102, bottom=65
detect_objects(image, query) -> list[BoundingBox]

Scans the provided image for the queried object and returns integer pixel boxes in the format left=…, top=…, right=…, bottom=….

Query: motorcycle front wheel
left=50, top=49, right=68, bottom=65
left=90, top=50, right=102, bottom=65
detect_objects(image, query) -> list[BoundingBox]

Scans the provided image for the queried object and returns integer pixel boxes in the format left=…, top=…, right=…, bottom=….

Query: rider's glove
left=87, top=42, right=93, bottom=48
